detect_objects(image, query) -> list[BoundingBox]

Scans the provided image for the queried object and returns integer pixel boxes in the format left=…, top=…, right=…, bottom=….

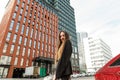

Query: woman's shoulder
left=66, top=40, right=72, bottom=44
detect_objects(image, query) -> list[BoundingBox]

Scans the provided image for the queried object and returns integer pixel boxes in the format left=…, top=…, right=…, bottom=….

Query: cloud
left=70, top=0, right=120, bottom=56
left=0, top=0, right=9, bottom=22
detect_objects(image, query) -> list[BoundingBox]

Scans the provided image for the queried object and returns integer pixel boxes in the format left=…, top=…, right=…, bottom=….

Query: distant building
left=86, top=37, right=112, bottom=72
left=0, top=0, right=58, bottom=78
left=77, top=32, right=88, bottom=73
left=77, top=32, right=112, bottom=73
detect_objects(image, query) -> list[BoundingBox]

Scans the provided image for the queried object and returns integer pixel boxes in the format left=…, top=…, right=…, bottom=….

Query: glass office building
left=43, top=0, right=80, bottom=73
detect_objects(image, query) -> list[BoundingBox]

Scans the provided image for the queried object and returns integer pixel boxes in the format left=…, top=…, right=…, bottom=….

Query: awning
left=32, top=56, right=54, bottom=63
left=0, top=64, right=11, bottom=67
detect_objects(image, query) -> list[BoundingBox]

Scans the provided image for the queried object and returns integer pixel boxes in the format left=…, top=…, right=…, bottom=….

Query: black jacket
left=56, top=40, right=72, bottom=78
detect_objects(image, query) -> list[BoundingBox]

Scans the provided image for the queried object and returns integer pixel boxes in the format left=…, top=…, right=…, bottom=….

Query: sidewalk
left=0, top=75, right=53, bottom=80
left=0, top=78, right=44, bottom=80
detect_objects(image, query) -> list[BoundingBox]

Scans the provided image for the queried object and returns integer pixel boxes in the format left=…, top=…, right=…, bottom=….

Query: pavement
left=0, top=76, right=95, bottom=80
left=0, top=78, right=44, bottom=80
left=0, top=75, right=52, bottom=80
left=73, top=76, right=95, bottom=80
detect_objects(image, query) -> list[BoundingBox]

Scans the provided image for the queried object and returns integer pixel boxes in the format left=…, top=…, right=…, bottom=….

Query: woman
left=54, top=31, right=73, bottom=80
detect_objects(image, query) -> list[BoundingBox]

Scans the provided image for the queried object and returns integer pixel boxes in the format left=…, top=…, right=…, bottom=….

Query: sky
left=0, top=0, right=7, bottom=22
left=70, top=0, right=120, bottom=57
left=0, top=0, right=120, bottom=57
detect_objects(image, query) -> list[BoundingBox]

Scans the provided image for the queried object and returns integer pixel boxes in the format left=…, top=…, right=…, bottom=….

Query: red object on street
left=95, top=53, right=120, bottom=80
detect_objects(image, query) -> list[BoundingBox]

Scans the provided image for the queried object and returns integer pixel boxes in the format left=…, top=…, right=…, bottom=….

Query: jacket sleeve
left=56, top=40, right=72, bottom=78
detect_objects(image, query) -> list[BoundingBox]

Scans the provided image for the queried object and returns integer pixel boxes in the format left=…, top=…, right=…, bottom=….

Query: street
left=0, top=76, right=95, bottom=80
left=72, top=76, right=95, bottom=80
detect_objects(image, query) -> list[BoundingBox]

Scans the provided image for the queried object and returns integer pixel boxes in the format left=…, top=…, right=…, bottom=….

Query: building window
left=39, top=32, right=41, bottom=41
left=33, top=50, right=35, bottom=58
left=34, top=41, right=36, bottom=48
left=23, top=17, right=26, bottom=23
left=21, top=58, right=24, bottom=66
left=32, top=1, right=34, bottom=5
left=0, top=55, right=10, bottom=65
left=46, top=35, right=48, bottom=43
left=29, top=39, right=32, bottom=47
left=35, top=30, right=37, bottom=39
left=37, top=51, right=39, bottom=57
left=13, top=13, right=17, bottom=19
left=28, top=0, right=30, bottom=4
left=30, top=13, right=32, bottom=17
left=43, top=27, right=45, bottom=32
left=52, top=46, right=54, bottom=53
left=26, top=27, right=29, bottom=36
left=16, top=46, right=20, bottom=55
left=28, top=19, right=30, bottom=24
left=36, top=23, right=38, bottom=29
left=21, top=24, right=25, bottom=34
left=25, top=11, right=27, bottom=17
left=7, top=56, right=12, bottom=65
left=22, top=47, right=25, bottom=56
left=42, top=43, right=44, bottom=50
left=17, top=0, right=20, bottom=4
left=18, top=15, right=22, bottom=21
left=19, top=36, right=22, bottom=44
left=26, top=5, right=29, bottom=11
left=45, top=44, right=48, bottom=51
left=52, top=37, right=54, bottom=45
left=15, top=6, right=19, bottom=11
left=14, top=57, right=18, bottom=65
left=46, top=28, right=48, bottom=33
left=12, top=34, right=17, bottom=43
left=24, top=38, right=27, bottom=46
left=15, top=23, right=20, bottom=32
left=3, top=43, right=8, bottom=53
left=40, top=25, right=42, bottom=30
left=38, top=42, right=40, bottom=49
left=32, top=22, right=34, bottom=26
left=30, top=28, right=33, bottom=38
left=38, top=12, right=40, bottom=17
left=10, top=44, right=15, bottom=54
left=6, top=32, right=11, bottom=42
left=20, top=9, right=23, bottom=15
left=26, top=59, right=29, bottom=66
left=34, top=15, right=36, bottom=20
left=49, top=36, right=51, bottom=44
left=74, top=47, right=78, bottom=53
left=28, top=48, right=30, bottom=57
left=49, top=45, right=50, bottom=52
left=42, top=33, right=44, bottom=42
left=22, top=2, right=25, bottom=8
left=9, top=20, right=14, bottom=30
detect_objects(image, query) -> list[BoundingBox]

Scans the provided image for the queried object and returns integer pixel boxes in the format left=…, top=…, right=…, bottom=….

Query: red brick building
left=0, top=0, right=58, bottom=78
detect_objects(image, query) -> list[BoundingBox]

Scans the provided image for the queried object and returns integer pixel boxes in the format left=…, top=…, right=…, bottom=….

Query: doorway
left=12, top=68, right=25, bottom=78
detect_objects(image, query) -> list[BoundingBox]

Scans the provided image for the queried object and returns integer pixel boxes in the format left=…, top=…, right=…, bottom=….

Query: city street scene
left=0, top=0, right=120, bottom=80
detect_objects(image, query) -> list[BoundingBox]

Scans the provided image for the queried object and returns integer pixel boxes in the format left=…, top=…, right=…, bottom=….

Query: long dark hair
left=58, top=31, right=69, bottom=48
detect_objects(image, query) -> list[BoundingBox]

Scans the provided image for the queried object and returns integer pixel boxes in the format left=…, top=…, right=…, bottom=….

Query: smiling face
left=60, top=31, right=66, bottom=42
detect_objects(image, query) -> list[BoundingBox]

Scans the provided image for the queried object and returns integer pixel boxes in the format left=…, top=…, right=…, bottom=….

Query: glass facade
left=41, top=0, right=80, bottom=72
